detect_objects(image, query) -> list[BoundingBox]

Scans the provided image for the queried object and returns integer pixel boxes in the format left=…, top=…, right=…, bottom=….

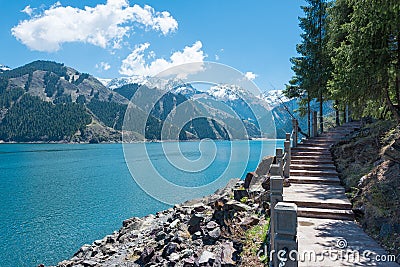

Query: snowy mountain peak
left=208, top=84, right=248, bottom=101
left=0, top=64, right=11, bottom=72
left=96, top=77, right=112, bottom=87
left=106, top=76, right=149, bottom=89
left=259, top=89, right=289, bottom=108
left=103, top=75, right=187, bottom=92
left=171, top=83, right=201, bottom=97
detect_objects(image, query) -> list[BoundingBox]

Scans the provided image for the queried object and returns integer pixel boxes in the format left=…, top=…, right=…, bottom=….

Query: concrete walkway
left=284, top=122, right=399, bottom=266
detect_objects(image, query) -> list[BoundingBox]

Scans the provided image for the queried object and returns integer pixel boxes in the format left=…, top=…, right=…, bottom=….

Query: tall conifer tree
left=285, top=0, right=331, bottom=133
left=328, top=0, right=400, bottom=122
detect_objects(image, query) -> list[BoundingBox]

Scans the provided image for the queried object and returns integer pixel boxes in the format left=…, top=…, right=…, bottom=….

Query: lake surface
left=0, top=140, right=283, bottom=266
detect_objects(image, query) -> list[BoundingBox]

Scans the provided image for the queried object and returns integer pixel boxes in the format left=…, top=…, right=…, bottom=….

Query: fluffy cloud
left=96, top=62, right=111, bottom=71
left=12, top=0, right=178, bottom=52
left=120, top=41, right=206, bottom=78
left=245, top=71, right=257, bottom=81
left=21, top=5, right=35, bottom=16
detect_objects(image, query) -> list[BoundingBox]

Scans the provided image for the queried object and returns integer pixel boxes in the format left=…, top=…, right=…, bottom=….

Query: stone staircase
left=283, top=121, right=361, bottom=221
left=276, top=121, right=399, bottom=266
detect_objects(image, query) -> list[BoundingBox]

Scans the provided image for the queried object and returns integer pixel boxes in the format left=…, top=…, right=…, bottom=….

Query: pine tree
left=328, top=0, right=400, bottom=122
left=285, top=0, right=331, bottom=133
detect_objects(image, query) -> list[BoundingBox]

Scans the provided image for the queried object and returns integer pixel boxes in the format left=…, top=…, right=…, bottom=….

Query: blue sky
left=0, top=0, right=305, bottom=91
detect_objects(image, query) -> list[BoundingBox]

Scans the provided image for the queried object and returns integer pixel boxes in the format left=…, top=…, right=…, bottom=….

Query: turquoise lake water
left=0, top=140, right=283, bottom=266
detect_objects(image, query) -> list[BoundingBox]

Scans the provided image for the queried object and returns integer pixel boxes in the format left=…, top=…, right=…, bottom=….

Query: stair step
left=296, top=143, right=332, bottom=148
left=323, top=129, right=353, bottom=133
left=299, top=142, right=336, bottom=146
left=292, top=146, right=329, bottom=152
left=283, top=183, right=350, bottom=207
left=291, top=154, right=332, bottom=159
left=300, top=138, right=337, bottom=142
left=291, top=160, right=335, bottom=165
left=296, top=207, right=354, bottom=221
left=321, top=133, right=351, bottom=136
left=325, top=127, right=355, bottom=131
left=290, top=169, right=338, bottom=177
left=289, top=176, right=340, bottom=185
left=292, top=150, right=331, bottom=155
left=290, top=164, right=336, bottom=170
left=319, top=133, right=350, bottom=137
left=305, top=136, right=336, bottom=143
left=285, top=198, right=351, bottom=210
left=291, top=156, right=333, bottom=161
left=291, top=151, right=332, bottom=155
left=291, top=153, right=332, bottom=157
left=320, top=133, right=350, bottom=137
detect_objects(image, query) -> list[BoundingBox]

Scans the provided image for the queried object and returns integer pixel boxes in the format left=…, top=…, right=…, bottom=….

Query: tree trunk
left=307, top=93, right=311, bottom=137
left=396, top=75, right=400, bottom=106
left=397, top=33, right=400, bottom=105
left=385, top=86, right=400, bottom=123
left=318, top=0, right=324, bottom=133
left=319, top=89, right=323, bottom=133
left=335, top=100, right=340, bottom=126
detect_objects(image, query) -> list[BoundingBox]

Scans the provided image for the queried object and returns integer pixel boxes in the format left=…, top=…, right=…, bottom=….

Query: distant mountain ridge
left=0, top=60, right=330, bottom=142
left=104, top=75, right=284, bottom=111
left=0, top=61, right=126, bottom=142
left=101, top=75, right=329, bottom=139
left=0, top=61, right=239, bottom=142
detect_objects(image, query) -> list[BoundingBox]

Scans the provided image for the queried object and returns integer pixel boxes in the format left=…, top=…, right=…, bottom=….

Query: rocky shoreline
left=48, top=168, right=271, bottom=267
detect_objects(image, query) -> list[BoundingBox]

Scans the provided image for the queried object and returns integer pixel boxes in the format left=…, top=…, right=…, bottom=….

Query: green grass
left=241, top=217, right=270, bottom=265
left=240, top=197, right=248, bottom=203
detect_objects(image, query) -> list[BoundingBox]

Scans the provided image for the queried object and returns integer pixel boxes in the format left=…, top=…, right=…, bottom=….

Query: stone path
left=284, top=122, right=399, bottom=266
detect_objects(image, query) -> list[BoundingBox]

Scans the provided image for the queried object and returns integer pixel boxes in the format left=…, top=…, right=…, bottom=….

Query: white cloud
left=21, top=5, right=35, bottom=16
left=245, top=71, right=257, bottom=81
left=120, top=41, right=206, bottom=78
left=96, top=61, right=111, bottom=71
left=214, top=48, right=224, bottom=62
left=148, top=50, right=156, bottom=59
left=12, top=0, right=178, bottom=52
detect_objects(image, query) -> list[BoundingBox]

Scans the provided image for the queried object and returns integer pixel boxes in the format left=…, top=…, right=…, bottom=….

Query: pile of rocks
left=51, top=174, right=270, bottom=267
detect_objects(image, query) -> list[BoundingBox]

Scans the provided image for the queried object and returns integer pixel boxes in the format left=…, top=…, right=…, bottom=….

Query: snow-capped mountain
left=104, top=75, right=187, bottom=92
left=259, top=89, right=290, bottom=108
left=0, top=64, right=11, bottom=73
left=99, top=76, right=280, bottom=137
left=106, top=76, right=148, bottom=89
left=96, top=77, right=112, bottom=87
left=207, top=84, right=261, bottom=102
left=171, top=83, right=203, bottom=98
left=208, top=84, right=240, bottom=101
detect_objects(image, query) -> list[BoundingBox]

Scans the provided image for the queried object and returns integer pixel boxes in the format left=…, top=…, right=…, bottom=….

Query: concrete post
left=270, top=176, right=284, bottom=253
left=292, top=119, right=298, bottom=147
left=283, top=140, right=291, bottom=178
left=276, top=148, right=283, bottom=177
left=273, top=202, right=298, bottom=267
left=312, top=111, right=318, bottom=137
left=285, top=133, right=291, bottom=142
